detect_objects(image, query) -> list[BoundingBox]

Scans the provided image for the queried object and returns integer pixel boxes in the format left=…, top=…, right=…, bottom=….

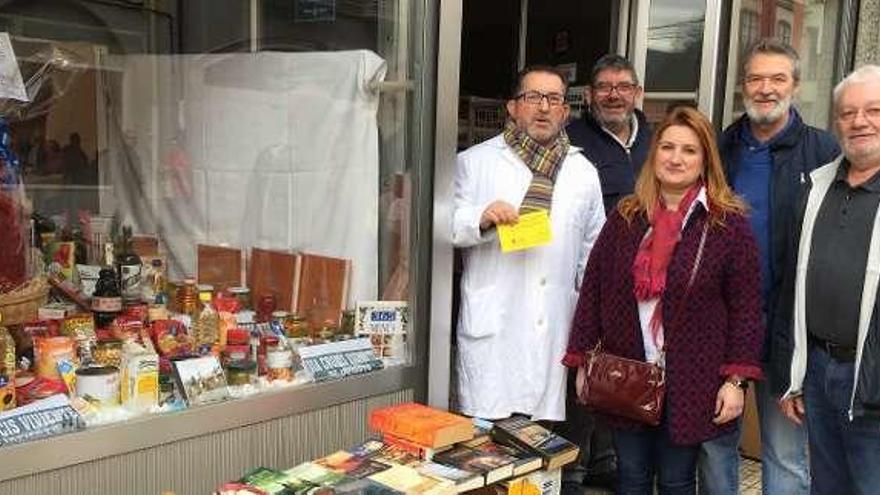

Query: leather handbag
left=579, top=342, right=666, bottom=425
left=577, top=223, right=709, bottom=426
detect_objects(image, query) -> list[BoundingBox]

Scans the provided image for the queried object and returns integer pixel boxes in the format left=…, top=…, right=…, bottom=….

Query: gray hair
left=741, top=38, right=801, bottom=82
left=589, top=54, right=640, bottom=87
left=833, top=65, right=880, bottom=109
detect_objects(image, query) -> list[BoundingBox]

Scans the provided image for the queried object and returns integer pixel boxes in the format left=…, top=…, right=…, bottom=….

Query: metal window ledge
left=0, top=365, right=417, bottom=482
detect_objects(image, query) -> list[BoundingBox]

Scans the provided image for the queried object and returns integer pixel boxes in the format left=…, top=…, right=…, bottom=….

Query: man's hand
left=779, top=396, right=806, bottom=425
left=479, top=200, right=519, bottom=230
left=712, top=382, right=745, bottom=425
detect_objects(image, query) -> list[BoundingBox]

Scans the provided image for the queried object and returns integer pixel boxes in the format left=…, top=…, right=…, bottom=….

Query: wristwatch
left=725, top=376, right=749, bottom=390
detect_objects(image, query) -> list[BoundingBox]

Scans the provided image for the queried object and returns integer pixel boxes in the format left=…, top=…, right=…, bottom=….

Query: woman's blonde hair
left=618, top=106, right=746, bottom=225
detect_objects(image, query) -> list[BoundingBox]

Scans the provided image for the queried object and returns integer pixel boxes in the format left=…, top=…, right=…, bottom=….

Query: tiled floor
left=582, top=457, right=762, bottom=494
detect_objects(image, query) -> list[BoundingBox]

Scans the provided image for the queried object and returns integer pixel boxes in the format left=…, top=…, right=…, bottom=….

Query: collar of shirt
left=741, top=107, right=796, bottom=150
left=600, top=112, right=639, bottom=151
left=684, top=186, right=709, bottom=226
left=834, top=158, right=880, bottom=193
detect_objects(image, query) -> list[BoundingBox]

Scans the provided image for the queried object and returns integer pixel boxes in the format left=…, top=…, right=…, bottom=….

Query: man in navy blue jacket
left=561, top=54, right=651, bottom=493
left=698, top=39, right=840, bottom=495
left=567, top=54, right=652, bottom=213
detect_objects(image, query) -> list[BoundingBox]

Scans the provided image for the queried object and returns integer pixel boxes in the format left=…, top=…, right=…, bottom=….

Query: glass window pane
left=1, top=0, right=425, bottom=441
left=723, top=0, right=843, bottom=129
left=644, top=0, right=706, bottom=92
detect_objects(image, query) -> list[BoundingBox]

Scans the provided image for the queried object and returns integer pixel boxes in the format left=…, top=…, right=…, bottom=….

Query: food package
left=150, top=319, right=194, bottom=358
left=119, top=341, right=158, bottom=412
left=46, top=241, right=76, bottom=281
left=61, top=313, right=96, bottom=363
left=34, top=336, right=76, bottom=379
left=0, top=319, right=15, bottom=411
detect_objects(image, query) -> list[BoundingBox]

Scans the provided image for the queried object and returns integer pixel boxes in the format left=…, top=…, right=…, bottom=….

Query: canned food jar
left=75, top=366, right=120, bottom=405
left=226, top=360, right=256, bottom=386
left=266, top=348, right=293, bottom=382
left=228, top=287, right=252, bottom=311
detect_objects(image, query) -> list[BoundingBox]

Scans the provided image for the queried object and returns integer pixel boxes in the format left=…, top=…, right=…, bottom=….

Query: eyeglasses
left=515, top=91, right=567, bottom=107
left=836, top=107, right=880, bottom=123
left=593, top=82, right=637, bottom=96
left=743, top=74, right=792, bottom=88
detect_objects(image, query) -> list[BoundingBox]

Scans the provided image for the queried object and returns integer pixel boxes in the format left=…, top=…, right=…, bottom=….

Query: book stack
left=215, top=405, right=576, bottom=495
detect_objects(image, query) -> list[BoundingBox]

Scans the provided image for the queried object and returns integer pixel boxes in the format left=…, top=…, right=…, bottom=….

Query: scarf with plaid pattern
left=502, top=119, right=570, bottom=213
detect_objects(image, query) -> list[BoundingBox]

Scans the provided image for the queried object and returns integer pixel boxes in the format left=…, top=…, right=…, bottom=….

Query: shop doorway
left=458, top=0, right=619, bottom=150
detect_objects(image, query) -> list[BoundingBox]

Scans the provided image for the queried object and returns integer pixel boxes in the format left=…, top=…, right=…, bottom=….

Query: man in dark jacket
left=560, top=54, right=651, bottom=493
left=698, top=39, right=840, bottom=495
left=566, top=54, right=651, bottom=213
left=776, top=64, right=880, bottom=495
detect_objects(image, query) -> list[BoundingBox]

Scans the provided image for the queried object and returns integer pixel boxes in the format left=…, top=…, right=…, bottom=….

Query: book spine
left=382, top=434, right=434, bottom=460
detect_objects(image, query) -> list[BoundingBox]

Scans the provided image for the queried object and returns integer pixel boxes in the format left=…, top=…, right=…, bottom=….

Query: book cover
left=432, top=445, right=515, bottom=485
left=472, top=441, right=542, bottom=477
left=492, top=416, right=579, bottom=471
left=172, top=355, right=230, bottom=406
left=298, top=338, right=384, bottom=383
left=368, top=463, right=455, bottom=495
left=249, top=248, right=297, bottom=311
left=316, top=450, right=394, bottom=479
left=500, top=468, right=562, bottom=495
left=369, top=402, right=474, bottom=449
left=292, top=252, right=351, bottom=329
left=240, top=467, right=290, bottom=495
left=198, top=244, right=243, bottom=289
left=330, top=478, right=403, bottom=495
left=283, top=462, right=353, bottom=492
left=355, top=301, right=408, bottom=365
left=415, top=461, right=484, bottom=492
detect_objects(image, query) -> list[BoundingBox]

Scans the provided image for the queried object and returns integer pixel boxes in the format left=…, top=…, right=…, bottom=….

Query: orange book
left=369, top=402, right=474, bottom=449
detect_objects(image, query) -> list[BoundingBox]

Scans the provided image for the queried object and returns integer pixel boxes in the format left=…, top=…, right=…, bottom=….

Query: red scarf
left=632, top=182, right=703, bottom=344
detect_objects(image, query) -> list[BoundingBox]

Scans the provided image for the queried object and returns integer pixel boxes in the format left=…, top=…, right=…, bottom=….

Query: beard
left=591, top=102, right=631, bottom=130
left=744, top=94, right=792, bottom=125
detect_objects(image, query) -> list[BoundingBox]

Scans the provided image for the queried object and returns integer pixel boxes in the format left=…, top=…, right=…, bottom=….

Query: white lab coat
left=453, top=134, right=605, bottom=421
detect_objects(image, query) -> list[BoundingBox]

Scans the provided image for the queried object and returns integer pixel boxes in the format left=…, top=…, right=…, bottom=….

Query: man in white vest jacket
left=776, top=65, right=880, bottom=495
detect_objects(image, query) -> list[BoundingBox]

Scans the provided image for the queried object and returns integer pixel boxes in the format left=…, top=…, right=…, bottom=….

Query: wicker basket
left=0, top=277, right=48, bottom=326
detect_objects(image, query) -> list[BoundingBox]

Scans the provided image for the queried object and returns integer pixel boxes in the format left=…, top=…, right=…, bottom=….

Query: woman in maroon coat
left=564, top=107, right=764, bottom=494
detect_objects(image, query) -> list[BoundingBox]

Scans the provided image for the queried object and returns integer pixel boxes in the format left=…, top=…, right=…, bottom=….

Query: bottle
left=115, top=226, right=142, bottom=303
left=193, top=290, right=219, bottom=352
left=91, top=267, right=122, bottom=329
left=177, top=278, right=200, bottom=321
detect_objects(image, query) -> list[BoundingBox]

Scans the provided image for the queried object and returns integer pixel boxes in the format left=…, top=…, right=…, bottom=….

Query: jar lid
left=228, top=286, right=250, bottom=294
left=197, top=284, right=214, bottom=292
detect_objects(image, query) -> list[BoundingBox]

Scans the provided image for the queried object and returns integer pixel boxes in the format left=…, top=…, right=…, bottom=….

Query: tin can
left=75, top=366, right=120, bottom=405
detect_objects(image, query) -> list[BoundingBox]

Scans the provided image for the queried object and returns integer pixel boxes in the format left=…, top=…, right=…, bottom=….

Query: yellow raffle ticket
left=498, top=210, right=553, bottom=253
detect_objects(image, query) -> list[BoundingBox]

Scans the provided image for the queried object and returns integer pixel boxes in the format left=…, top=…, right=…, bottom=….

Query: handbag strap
left=659, top=220, right=709, bottom=356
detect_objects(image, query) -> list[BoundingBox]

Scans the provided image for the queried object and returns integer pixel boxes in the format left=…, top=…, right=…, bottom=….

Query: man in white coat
left=453, top=66, right=605, bottom=422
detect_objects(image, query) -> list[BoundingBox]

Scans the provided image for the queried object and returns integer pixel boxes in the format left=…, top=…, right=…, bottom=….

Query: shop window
left=0, top=0, right=425, bottom=444
left=644, top=0, right=706, bottom=92
left=723, top=0, right=844, bottom=129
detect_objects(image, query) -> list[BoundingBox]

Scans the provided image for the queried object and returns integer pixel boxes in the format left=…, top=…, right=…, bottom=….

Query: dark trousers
left=613, top=422, right=699, bottom=495
left=804, top=346, right=880, bottom=495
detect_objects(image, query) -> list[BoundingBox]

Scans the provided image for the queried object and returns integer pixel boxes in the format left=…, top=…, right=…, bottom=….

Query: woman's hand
left=712, top=382, right=745, bottom=425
